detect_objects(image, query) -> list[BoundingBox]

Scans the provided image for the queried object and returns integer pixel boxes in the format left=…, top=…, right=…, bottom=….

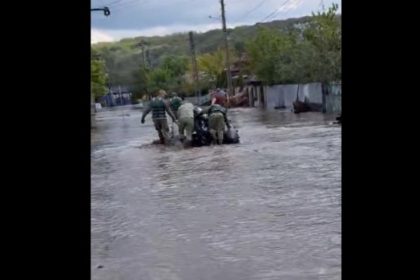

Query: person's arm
left=141, top=105, right=151, bottom=123
left=222, top=108, right=231, bottom=128
left=164, top=102, right=177, bottom=122
left=224, top=113, right=231, bottom=128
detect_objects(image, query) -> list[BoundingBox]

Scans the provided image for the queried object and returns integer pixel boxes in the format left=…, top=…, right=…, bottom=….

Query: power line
left=261, top=0, right=291, bottom=22
left=240, top=0, right=269, bottom=19
left=260, top=0, right=292, bottom=22
left=267, top=0, right=305, bottom=22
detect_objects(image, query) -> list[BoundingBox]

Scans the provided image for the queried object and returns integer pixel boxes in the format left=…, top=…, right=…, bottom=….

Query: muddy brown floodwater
left=91, top=106, right=341, bottom=280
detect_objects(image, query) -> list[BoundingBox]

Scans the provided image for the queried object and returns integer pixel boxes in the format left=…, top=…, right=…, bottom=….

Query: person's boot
left=218, top=133, right=224, bottom=145
left=158, top=131, right=165, bottom=144
left=183, top=139, right=191, bottom=148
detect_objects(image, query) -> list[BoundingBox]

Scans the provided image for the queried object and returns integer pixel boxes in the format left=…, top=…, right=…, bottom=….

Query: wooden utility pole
left=137, top=41, right=147, bottom=69
left=189, top=31, right=200, bottom=105
left=136, top=41, right=151, bottom=100
left=220, top=0, right=233, bottom=102
left=146, top=49, right=151, bottom=69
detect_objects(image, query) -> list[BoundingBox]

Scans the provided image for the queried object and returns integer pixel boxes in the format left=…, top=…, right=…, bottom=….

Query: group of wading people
left=141, top=89, right=231, bottom=146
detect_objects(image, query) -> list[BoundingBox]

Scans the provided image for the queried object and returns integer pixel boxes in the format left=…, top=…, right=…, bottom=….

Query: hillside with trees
left=91, top=4, right=341, bottom=101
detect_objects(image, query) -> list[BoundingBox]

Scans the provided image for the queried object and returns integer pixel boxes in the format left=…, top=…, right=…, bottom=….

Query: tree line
left=91, top=4, right=341, bottom=102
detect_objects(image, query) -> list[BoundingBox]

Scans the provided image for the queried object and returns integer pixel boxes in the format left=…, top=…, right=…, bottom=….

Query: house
left=100, top=86, right=133, bottom=107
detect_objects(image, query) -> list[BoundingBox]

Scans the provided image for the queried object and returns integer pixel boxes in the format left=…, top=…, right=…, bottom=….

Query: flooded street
left=91, top=106, right=341, bottom=280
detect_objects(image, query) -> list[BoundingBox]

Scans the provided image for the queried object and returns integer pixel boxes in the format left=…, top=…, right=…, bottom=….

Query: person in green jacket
left=199, top=104, right=231, bottom=145
left=169, top=92, right=183, bottom=116
left=141, top=89, right=177, bottom=144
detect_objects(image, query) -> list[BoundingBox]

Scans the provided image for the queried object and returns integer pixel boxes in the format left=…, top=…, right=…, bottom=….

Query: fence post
left=321, top=83, right=327, bottom=113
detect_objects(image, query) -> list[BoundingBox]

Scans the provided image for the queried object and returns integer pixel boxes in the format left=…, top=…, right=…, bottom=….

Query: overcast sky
left=91, top=0, right=341, bottom=44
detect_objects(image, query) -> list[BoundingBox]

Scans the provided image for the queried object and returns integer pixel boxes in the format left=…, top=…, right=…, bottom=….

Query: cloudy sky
left=91, top=0, right=341, bottom=44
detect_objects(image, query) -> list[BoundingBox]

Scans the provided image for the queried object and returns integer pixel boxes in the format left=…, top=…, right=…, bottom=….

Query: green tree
left=161, top=55, right=189, bottom=91
left=196, top=48, right=237, bottom=88
left=245, top=3, right=341, bottom=85
left=131, top=66, right=150, bottom=100
left=303, top=3, right=341, bottom=83
left=91, top=58, right=108, bottom=101
left=246, top=27, right=296, bottom=84
left=161, top=55, right=189, bottom=78
left=233, top=41, right=245, bottom=57
left=148, top=68, right=172, bottom=93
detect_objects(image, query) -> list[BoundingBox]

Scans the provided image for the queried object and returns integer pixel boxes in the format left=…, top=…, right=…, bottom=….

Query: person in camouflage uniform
left=168, top=92, right=183, bottom=117
left=176, top=96, right=195, bottom=145
left=141, top=89, right=177, bottom=144
left=200, top=103, right=231, bottom=145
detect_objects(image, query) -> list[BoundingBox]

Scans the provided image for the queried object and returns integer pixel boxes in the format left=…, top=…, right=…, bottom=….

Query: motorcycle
left=191, top=107, right=240, bottom=147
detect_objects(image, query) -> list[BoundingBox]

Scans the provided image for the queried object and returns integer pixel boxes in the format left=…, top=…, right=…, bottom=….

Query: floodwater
left=91, top=105, right=341, bottom=280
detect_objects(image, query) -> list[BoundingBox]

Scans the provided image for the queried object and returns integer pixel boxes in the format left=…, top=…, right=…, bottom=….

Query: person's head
left=157, top=89, right=167, bottom=98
